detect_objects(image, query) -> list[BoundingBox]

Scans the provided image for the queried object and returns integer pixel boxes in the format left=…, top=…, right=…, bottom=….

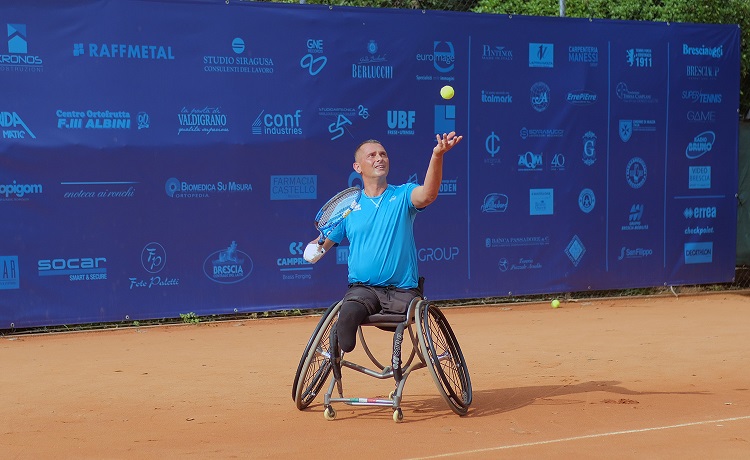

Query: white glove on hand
left=303, top=242, right=325, bottom=264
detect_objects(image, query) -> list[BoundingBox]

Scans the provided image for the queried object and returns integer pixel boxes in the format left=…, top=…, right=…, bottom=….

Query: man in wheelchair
left=305, top=132, right=462, bottom=354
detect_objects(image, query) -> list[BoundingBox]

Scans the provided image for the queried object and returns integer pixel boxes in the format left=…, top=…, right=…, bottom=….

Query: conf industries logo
left=252, top=109, right=302, bottom=136
left=2, top=24, right=43, bottom=72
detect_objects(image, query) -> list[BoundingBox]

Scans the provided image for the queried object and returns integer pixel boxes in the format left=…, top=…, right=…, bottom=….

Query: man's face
left=354, top=142, right=389, bottom=179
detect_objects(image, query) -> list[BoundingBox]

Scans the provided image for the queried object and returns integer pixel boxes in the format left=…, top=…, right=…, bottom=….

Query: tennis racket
left=304, top=186, right=361, bottom=263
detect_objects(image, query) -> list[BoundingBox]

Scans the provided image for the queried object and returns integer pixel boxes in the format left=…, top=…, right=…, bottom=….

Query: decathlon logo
left=686, top=131, right=715, bottom=159
left=684, top=242, right=713, bottom=264
left=204, top=241, right=252, bottom=284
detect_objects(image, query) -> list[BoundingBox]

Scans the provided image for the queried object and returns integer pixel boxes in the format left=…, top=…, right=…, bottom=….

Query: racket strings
left=317, top=189, right=360, bottom=226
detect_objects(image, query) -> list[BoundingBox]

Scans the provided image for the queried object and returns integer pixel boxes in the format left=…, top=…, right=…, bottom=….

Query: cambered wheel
left=416, top=303, right=472, bottom=415
left=293, top=302, right=341, bottom=410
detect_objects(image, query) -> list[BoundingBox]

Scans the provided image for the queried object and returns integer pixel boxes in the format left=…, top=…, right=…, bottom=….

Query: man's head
left=353, top=139, right=389, bottom=180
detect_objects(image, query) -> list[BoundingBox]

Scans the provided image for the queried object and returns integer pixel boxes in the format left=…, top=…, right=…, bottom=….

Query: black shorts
left=342, top=283, right=422, bottom=315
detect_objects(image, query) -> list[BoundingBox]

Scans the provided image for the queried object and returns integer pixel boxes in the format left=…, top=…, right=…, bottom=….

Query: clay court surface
left=2, top=292, right=749, bottom=459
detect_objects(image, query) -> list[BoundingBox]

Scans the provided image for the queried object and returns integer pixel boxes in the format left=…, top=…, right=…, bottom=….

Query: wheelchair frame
left=292, top=297, right=472, bottom=422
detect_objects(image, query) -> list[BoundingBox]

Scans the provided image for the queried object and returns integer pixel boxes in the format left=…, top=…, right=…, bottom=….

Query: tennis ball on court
left=440, top=85, right=454, bottom=100
left=551, top=299, right=561, bottom=309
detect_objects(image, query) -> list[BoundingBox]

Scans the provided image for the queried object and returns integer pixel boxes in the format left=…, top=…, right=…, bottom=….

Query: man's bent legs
left=336, top=300, right=370, bottom=352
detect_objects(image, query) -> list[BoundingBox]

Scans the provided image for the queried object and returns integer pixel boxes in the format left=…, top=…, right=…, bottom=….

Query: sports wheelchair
left=292, top=294, right=472, bottom=422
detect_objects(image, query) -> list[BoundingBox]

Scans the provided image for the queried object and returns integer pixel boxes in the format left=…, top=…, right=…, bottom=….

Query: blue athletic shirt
left=328, top=183, right=421, bottom=289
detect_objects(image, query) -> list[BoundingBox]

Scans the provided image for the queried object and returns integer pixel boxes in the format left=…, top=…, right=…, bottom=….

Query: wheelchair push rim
left=416, top=303, right=472, bottom=415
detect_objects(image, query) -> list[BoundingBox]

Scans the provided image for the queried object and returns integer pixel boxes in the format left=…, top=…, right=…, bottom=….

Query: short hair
left=354, top=139, right=383, bottom=161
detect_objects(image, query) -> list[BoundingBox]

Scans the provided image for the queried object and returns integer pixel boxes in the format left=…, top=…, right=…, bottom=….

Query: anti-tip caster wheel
left=393, top=408, right=403, bottom=423
left=324, top=406, right=337, bottom=421
left=388, top=390, right=396, bottom=399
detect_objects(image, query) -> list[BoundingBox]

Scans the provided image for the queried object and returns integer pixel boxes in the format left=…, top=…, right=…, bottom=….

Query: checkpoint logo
left=2, top=24, right=43, bottom=72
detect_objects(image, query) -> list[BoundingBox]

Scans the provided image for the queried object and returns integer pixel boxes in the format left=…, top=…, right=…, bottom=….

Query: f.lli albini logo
left=2, top=24, right=43, bottom=72
left=203, top=241, right=252, bottom=284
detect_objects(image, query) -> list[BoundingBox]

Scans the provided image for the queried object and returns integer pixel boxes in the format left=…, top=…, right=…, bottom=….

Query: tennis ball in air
left=551, top=299, right=561, bottom=309
left=440, top=85, right=454, bottom=100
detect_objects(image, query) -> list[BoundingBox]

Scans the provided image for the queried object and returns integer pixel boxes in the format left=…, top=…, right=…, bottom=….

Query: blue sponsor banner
left=0, top=0, right=740, bottom=327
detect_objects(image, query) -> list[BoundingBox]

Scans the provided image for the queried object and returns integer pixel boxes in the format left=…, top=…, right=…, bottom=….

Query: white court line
left=406, top=415, right=750, bottom=459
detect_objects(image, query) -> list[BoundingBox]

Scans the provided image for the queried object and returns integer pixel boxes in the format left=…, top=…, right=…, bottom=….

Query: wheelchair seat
left=292, top=296, right=472, bottom=422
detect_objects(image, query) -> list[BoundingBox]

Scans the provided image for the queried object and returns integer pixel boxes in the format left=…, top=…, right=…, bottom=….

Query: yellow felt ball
left=551, top=299, right=561, bottom=308
left=440, top=85, right=454, bottom=100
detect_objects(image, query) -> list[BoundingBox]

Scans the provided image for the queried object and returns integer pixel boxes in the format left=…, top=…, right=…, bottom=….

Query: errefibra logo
left=387, top=110, right=415, bottom=135
left=529, top=43, right=553, bottom=68
left=353, top=40, right=393, bottom=79
left=165, top=177, right=252, bottom=199
left=203, top=241, right=252, bottom=284
left=685, top=131, right=715, bottom=159
left=566, top=89, right=597, bottom=106
left=73, top=42, right=174, bottom=60
left=252, top=109, right=302, bottom=136
left=177, top=107, right=228, bottom=135
left=0, top=255, right=20, bottom=290
left=130, top=242, right=179, bottom=289
left=301, top=38, right=327, bottom=76
left=0, top=180, right=42, bottom=202
left=37, top=256, right=107, bottom=282
left=1, top=111, right=36, bottom=139
left=56, top=109, right=132, bottom=130
left=203, top=37, right=273, bottom=74
left=2, top=24, right=43, bottom=72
